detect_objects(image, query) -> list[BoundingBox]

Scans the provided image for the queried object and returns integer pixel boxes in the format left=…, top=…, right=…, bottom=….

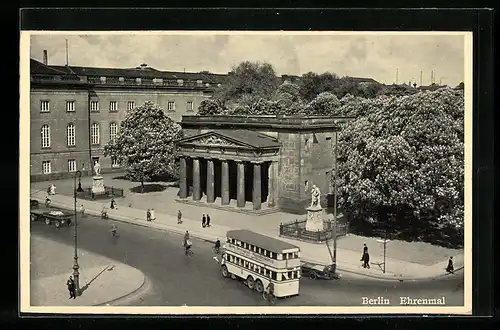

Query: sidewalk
left=30, top=189, right=464, bottom=281
left=30, top=236, right=146, bottom=306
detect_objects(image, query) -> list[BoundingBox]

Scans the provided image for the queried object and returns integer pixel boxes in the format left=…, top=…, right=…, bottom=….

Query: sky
left=29, top=32, right=467, bottom=86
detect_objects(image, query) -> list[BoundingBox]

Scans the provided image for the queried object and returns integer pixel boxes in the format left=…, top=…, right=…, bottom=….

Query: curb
left=94, top=271, right=148, bottom=307
left=34, top=197, right=462, bottom=282
left=95, top=275, right=147, bottom=307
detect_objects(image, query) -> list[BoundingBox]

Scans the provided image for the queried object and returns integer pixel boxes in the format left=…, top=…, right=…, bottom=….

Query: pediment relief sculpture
left=193, top=135, right=239, bottom=147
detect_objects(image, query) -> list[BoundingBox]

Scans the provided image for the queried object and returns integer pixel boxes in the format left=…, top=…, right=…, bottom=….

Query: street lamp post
left=73, top=170, right=82, bottom=296
left=331, top=131, right=338, bottom=271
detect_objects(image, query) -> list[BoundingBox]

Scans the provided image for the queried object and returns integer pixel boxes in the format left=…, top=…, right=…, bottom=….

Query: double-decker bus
left=220, top=229, right=301, bottom=298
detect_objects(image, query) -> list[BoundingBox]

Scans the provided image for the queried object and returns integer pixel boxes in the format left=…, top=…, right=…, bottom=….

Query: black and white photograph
left=20, top=31, right=472, bottom=315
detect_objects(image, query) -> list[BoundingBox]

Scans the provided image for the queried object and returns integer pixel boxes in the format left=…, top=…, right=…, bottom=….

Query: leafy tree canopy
left=334, top=87, right=464, bottom=247
left=103, top=101, right=183, bottom=192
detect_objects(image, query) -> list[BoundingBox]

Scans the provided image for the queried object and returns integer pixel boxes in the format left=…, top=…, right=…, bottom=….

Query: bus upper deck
left=220, top=229, right=301, bottom=298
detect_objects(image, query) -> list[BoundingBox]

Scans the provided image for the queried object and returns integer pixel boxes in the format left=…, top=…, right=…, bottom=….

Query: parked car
left=30, top=206, right=72, bottom=228
left=300, top=262, right=341, bottom=280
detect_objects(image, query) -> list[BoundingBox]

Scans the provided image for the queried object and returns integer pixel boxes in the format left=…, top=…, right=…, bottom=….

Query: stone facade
left=29, top=58, right=224, bottom=181
left=178, top=115, right=349, bottom=214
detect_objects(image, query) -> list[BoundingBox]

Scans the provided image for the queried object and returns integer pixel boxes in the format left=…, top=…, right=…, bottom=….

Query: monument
left=305, top=185, right=325, bottom=231
left=91, top=161, right=106, bottom=196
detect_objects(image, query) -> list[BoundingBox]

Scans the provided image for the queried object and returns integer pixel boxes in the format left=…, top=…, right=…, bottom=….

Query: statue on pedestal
left=310, top=184, right=321, bottom=208
left=94, top=161, right=101, bottom=176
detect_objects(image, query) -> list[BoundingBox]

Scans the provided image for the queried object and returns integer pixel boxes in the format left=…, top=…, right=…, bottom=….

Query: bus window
left=271, top=271, right=277, bottom=281
left=294, top=252, right=299, bottom=258
left=288, top=271, right=293, bottom=279
left=271, top=252, right=277, bottom=260
left=282, top=253, right=287, bottom=260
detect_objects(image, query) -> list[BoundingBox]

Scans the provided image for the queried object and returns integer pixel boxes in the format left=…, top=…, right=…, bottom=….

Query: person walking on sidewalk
left=146, top=209, right=151, bottom=222
left=110, top=198, right=116, bottom=210
left=446, top=256, right=454, bottom=273
left=206, top=214, right=211, bottom=227
left=361, top=243, right=370, bottom=268
left=177, top=210, right=183, bottom=224
left=66, top=276, right=76, bottom=299
left=202, top=214, right=206, bottom=228
left=150, top=208, right=156, bottom=222
left=79, top=204, right=86, bottom=218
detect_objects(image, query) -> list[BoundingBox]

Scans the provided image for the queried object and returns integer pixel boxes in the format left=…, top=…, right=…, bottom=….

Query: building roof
left=345, top=76, right=380, bottom=84
left=177, top=129, right=281, bottom=149
left=30, top=58, right=228, bottom=84
left=212, top=129, right=280, bottom=148
left=226, top=229, right=299, bottom=253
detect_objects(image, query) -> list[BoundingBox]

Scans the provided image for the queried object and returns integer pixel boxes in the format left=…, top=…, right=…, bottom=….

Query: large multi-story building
left=30, top=51, right=228, bottom=181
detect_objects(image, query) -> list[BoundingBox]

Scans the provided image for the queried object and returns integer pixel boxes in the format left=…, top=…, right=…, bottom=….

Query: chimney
left=43, top=50, right=48, bottom=65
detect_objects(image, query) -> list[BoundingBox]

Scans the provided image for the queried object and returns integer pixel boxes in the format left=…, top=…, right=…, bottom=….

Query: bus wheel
left=221, top=265, right=229, bottom=278
left=45, top=218, right=51, bottom=225
left=246, top=276, right=255, bottom=290
left=30, top=214, right=37, bottom=222
left=309, top=272, right=318, bottom=280
left=255, top=279, right=264, bottom=293
left=55, top=221, right=61, bottom=228
left=230, top=274, right=236, bottom=280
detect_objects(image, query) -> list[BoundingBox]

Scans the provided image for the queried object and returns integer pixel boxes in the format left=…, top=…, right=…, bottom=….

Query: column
left=192, top=157, right=201, bottom=201
left=252, top=162, right=262, bottom=210
left=179, top=157, right=187, bottom=198
left=221, top=160, right=230, bottom=205
left=236, top=161, right=245, bottom=208
left=206, top=159, right=215, bottom=203
left=266, top=161, right=275, bottom=207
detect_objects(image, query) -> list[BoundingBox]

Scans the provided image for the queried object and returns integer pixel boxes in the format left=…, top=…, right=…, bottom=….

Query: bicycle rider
left=184, top=231, right=192, bottom=255
left=266, top=282, right=275, bottom=299
left=214, top=239, right=221, bottom=254
left=111, top=223, right=118, bottom=236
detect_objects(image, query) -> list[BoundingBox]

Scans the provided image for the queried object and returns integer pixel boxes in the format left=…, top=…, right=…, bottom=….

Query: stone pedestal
left=91, top=176, right=106, bottom=195
left=305, top=205, right=325, bottom=231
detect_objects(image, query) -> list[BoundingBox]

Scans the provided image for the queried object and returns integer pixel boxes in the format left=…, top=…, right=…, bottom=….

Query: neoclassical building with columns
left=175, top=115, right=350, bottom=214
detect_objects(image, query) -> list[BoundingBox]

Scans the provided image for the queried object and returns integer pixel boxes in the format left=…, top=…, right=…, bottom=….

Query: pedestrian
left=446, top=256, right=454, bottom=273
left=110, top=198, right=116, bottom=209
left=66, top=276, right=76, bottom=299
left=202, top=214, right=206, bottom=228
left=177, top=210, right=183, bottom=224
left=79, top=204, right=86, bottom=218
left=206, top=214, right=211, bottom=227
left=363, top=252, right=370, bottom=269
left=150, top=208, right=156, bottom=221
left=360, top=243, right=368, bottom=262
left=146, top=208, right=151, bottom=222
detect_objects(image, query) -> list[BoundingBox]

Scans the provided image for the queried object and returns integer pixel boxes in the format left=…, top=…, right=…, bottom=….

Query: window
left=90, top=100, right=100, bottom=112
left=167, top=101, right=175, bottom=111
left=68, top=159, right=76, bottom=172
left=111, top=157, right=120, bottom=168
left=109, top=122, right=118, bottom=142
left=186, top=101, right=194, bottom=111
left=40, top=100, right=50, bottom=112
left=66, top=101, right=75, bottom=112
left=40, top=125, right=50, bottom=148
left=42, top=161, right=51, bottom=174
left=91, top=123, right=100, bottom=145
left=127, top=101, right=135, bottom=110
left=66, top=124, right=75, bottom=147
left=109, top=101, right=118, bottom=112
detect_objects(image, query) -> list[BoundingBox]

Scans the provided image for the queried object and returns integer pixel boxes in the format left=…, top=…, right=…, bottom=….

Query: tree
left=197, top=98, right=228, bottom=115
left=334, top=88, right=464, bottom=247
left=104, top=101, right=183, bottom=193
left=377, top=83, right=419, bottom=97
left=215, top=61, right=280, bottom=103
left=298, top=72, right=339, bottom=101
left=305, top=92, right=341, bottom=116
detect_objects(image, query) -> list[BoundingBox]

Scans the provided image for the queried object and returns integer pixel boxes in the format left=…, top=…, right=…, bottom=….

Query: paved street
left=30, top=210, right=464, bottom=307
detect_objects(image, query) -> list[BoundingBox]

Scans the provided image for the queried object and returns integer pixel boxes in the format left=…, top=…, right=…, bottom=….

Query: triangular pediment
left=177, top=131, right=254, bottom=148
